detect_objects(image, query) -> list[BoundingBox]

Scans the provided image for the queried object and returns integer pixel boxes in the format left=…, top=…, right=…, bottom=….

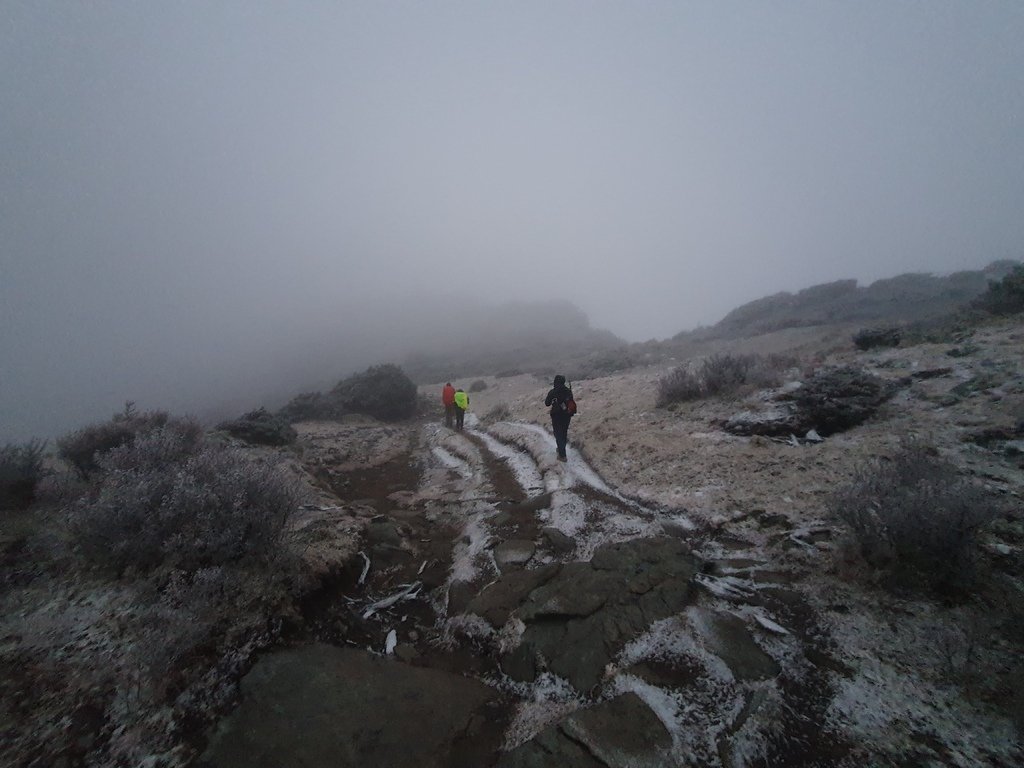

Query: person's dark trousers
left=455, top=407, right=465, bottom=431
left=551, top=415, right=570, bottom=459
left=445, top=403, right=455, bottom=428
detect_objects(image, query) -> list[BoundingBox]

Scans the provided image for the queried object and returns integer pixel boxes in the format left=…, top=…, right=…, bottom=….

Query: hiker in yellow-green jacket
left=453, top=388, right=469, bottom=431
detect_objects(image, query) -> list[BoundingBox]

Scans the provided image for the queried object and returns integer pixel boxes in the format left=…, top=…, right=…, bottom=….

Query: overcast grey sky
left=2, top=2, right=1023, bottom=439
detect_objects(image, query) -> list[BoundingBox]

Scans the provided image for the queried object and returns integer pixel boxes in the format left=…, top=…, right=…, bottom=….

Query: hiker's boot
left=557, top=454, right=567, bottom=462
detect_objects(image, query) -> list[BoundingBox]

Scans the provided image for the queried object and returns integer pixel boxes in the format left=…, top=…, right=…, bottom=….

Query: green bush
left=832, top=442, right=999, bottom=592
left=57, top=402, right=201, bottom=479
left=972, top=265, right=1024, bottom=315
left=217, top=407, right=297, bottom=446
left=0, top=440, right=47, bottom=509
left=329, top=364, right=418, bottom=421
left=71, top=427, right=301, bottom=575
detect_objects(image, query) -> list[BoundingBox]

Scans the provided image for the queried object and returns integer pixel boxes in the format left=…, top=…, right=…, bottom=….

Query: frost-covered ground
left=423, top=319, right=1024, bottom=766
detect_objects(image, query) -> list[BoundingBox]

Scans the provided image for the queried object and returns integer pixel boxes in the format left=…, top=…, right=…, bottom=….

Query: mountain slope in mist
left=682, top=260, right=1020, bottom=341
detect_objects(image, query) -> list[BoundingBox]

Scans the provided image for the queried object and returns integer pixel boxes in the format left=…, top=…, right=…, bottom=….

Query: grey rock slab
left=202, top=644, right=500, bottom=768
left=494, top=539, right=536, bottom=569
left=512, top=538, right=699, bottom=692
left=498, top=693, right=671, bottom=768
left=541, top=526, right=575, bottom=553
left=692, top=608, right=780, bottom=682
left=465, top=565, right=561, bottom=627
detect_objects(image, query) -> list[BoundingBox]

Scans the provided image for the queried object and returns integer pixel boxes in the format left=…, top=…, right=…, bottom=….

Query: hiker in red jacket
left=442, top=382, right=456, bottom=428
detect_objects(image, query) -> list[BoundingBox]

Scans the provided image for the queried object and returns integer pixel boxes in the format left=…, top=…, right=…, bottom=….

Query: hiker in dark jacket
left=544, top=374, right=574, bottom=462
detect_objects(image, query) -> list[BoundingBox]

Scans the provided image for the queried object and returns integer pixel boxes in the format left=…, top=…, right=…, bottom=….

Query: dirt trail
left=202, top=414, right=860, bottom=768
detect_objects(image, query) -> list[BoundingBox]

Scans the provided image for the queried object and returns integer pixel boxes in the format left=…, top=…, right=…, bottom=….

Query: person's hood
left=553, top=375, right=566, bottom=388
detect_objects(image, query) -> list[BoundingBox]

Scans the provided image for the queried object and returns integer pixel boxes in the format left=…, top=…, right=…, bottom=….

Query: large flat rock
left=498, top=693, right=672, bottom=768
left=201, top=644, right=501, bottom=768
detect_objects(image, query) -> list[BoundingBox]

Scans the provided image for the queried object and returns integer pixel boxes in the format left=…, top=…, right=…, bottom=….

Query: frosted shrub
left=72, top=427, right=301, bottom=574
left=57, top=402, right=201, bottom=479
left=657, top=353, right=784, bottom=405
left=832, top=442, right=999, bottom=592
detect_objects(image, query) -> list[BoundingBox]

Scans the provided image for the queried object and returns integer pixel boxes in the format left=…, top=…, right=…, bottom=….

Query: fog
left=2, top=2, right=1023, bottom=440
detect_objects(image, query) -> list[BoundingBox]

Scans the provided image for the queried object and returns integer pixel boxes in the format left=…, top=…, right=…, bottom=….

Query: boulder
left=493, top=539, right=536, bottom=569
left=203, top=645, right=502, bottom=768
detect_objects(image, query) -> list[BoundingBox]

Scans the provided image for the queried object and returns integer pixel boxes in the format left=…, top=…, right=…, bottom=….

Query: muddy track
left=205, top=417, right=852, bottom=767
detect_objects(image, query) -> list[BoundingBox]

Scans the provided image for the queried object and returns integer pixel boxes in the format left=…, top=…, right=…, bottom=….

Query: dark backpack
left=558, top=386, right=577, bottom=417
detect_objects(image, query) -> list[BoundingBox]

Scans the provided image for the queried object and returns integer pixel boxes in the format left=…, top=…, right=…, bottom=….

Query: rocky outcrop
left=468, top=537, right=700, bottom=693
left=724, top=366, right=894, bottom=437
left=202, top=644, right=502, bottom=768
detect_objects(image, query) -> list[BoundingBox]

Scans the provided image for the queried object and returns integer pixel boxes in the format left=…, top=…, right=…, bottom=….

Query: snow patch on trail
left=469, top=427, right=545, bottom=495
left=431, top=447, right=472, bottom=478
left=501, top=672, right=586, bottom=751
left=449, top=513, right=494, bottom=585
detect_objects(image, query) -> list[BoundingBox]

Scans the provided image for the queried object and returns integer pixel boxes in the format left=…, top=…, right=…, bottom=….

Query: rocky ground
left=4, top=320, right=1022, bottom=767
left=199, top=320, right=1023, bottom=767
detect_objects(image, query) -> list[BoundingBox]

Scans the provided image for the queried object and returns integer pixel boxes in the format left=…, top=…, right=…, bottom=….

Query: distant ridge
left=402, top=299, right=624, bottom=383
left=678, top=260, right=1021, bottom=341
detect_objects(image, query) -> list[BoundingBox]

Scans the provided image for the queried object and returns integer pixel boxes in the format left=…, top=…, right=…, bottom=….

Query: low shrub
left=279, top=364, right=419, bottom=423
left=216, top=407, right=297, bottom=446
left=278, top=391, right=333, bottom=422
left=657, top=354, right=784, bottom=406
left=832, top=442, right=999, bottom=592
left=483, top=403, right=511, bottom=423
left=71, top=427, right=302, bottom=575
left=853, top=326, right=901, bottom=350
left=0, top=440, right=47, bottom=509
left=469, top=379, right=488, bottom=393
left=331, top=364, right=418, bottom=421
left=57, top=402, right=201, bottom=479
left=972, top=265, right=1024, bottom=315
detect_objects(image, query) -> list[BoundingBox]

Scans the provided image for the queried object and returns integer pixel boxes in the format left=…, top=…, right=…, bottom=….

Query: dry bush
left=832, top=442, right=1000, bottom=592
left=483, top=403, right=511, bottom=423
left=0, top=439, right=47, bottom=509
left=57, top=402, right=201, bottom=479
left=469, top=379, right=489, bottom=393
left=657, top=353, right=785, bottom=406
left=71, top=426, right=302, bottom=575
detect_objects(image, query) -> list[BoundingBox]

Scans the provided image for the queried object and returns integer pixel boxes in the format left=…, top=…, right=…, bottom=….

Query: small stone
left=394, top=643, right=418, bottom=662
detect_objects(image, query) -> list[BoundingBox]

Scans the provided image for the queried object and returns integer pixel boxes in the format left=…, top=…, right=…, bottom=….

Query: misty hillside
left=400, top=299, right=624, bottom=383
left=681, top=260, right=1020, bottom=341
